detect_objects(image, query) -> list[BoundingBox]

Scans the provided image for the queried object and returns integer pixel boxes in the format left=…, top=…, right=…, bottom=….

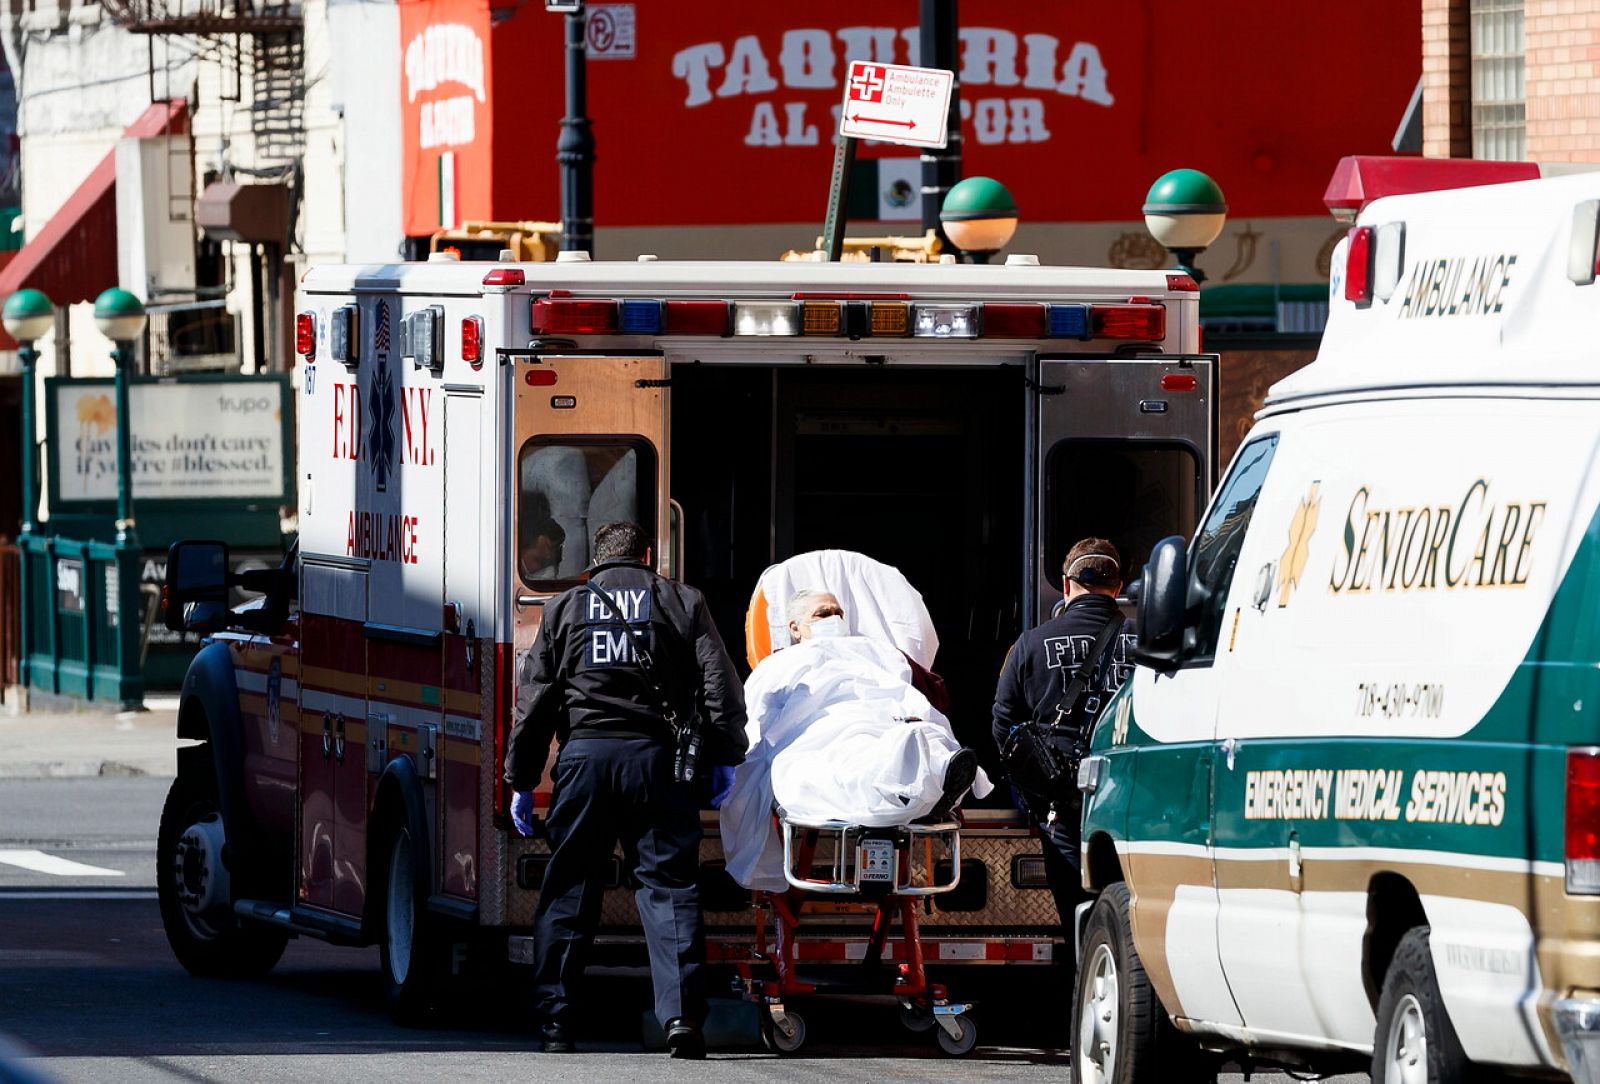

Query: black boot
left=927, top=748, right=978, bottom=822
left=665, top=1017, right=706, bottom=1059
left=538, top=1021, right=574, bottom=1053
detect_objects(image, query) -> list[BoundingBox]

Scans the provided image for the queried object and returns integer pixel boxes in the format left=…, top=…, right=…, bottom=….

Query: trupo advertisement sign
left=46, top=375, right=293, bottom=505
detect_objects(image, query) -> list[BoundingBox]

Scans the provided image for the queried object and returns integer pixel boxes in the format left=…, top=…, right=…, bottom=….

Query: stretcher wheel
left=899, top=1002, right=937, bottom=1033
left=761, top=1010, right=807, bottom=1054
left=935, top=1014, right=978, bottom=1056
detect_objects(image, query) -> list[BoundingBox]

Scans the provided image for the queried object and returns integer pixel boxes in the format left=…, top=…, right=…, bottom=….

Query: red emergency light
left=1344, top=226, right=1375, bottom=304
left=461, top=316, right=483, bottom=367
left=1161, top=373, right=1198, bottom=392
left=1323, top=156, right=1541, bottom=224
left=532, top=297, right=618, bottom=335
left=1093, top=304, right=1166, bottom=341
left=983, top=303, right=1047, bottom=338
left=483, top=268, right=526, bottom=287
left=1166, top=273, right=1199, bottom=293
left=295, top=312, right=315, bottom=357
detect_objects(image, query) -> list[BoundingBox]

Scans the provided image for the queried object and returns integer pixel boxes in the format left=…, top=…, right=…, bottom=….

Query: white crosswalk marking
left=0, top=849, right=125, bottom=877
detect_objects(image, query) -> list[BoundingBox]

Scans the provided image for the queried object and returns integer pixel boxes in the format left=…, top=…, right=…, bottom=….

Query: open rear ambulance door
left=507, top=351, right=671, bottom=675
left=1031, top=353, right=1216, bottom=620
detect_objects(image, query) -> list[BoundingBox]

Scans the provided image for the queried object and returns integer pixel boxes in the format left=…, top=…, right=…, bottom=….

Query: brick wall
left=1525, top=0, right=1600, bottom=161
left=1422, top=0, right=1472, bottom=156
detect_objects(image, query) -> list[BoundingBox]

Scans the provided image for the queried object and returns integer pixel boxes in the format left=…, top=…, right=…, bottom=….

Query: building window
left=517, top=439, right=656, bottom=586
left=1470, top=0, right=1525, bottom=161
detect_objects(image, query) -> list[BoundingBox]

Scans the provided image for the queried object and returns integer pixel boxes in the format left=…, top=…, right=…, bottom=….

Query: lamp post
left=94, top=288, right=147, bottom=549
left=5, top=288, right=55, bottom=695
left=4, top=288, right=54, bottom=535
left=549, top=0, right=594, bottom=255
left=938, top=177, right=1018, bottom=264
left=1142, top=169, right=1228, bottom=283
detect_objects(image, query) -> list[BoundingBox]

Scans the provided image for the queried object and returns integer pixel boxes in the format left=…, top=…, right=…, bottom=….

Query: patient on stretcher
left=719, top=589, right=991, bottom=892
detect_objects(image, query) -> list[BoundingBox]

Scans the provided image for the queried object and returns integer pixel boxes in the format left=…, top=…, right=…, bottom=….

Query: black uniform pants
left=531, top=734, right=706, bottom=1029
left=1038, top=808, right=1090, bottom=932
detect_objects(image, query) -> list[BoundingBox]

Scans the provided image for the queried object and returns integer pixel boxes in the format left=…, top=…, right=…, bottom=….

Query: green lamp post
left=4, top=288, right=54, bottom=534
left=93, top=288, right=147, bottom=549
left=1142, top=168, right=1228, bottom=283
left=939, top=176, right=1019, bottom=264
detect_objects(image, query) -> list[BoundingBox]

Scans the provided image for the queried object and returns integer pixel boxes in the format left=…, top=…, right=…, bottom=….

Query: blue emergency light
left=619, top=299, right=665, bottom=334
left=1045, top=303, right=1091, bottom=340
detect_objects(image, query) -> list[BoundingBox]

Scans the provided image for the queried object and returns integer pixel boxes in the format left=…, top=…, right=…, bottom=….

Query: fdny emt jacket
left=990, top=592, right=1137, bottom=749
left=503, top=557, right=749, bottom=790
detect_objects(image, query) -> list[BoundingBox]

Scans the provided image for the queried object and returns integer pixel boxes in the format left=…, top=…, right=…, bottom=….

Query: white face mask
left=808, top=615, right=847, bottom=639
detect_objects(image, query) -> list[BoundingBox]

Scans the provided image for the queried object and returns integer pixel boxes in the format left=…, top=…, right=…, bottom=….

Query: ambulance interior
left=518, top=361, right=1204, bottom=796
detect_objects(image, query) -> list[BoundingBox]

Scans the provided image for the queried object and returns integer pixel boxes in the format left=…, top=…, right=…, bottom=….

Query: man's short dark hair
left=593, top=521, right=649, bottom=563
left=534, top=518, right=566, bottom=544
left=1063, top=537, right=1121, bottom=587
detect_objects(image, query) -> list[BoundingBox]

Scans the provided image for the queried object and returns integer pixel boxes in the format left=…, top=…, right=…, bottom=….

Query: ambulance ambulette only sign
left=838, top=61, right=953, bottom=148
left=48, top=377, right=291, bottom=503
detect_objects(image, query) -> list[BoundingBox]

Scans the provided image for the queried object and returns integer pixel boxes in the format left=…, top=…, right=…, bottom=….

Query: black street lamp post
left=551, top=0, right=595, bottom=255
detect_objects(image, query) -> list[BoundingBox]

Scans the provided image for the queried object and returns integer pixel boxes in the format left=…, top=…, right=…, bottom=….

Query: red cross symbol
left=848, top=65, right=885, bottom=103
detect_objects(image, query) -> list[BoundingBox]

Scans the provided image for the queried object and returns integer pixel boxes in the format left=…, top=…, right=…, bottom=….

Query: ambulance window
left=1044, top=440, right=1201, bottom=591
left=1190, top=434, right=1279, bottom=660
left=518, top=439, right=657, bottom=585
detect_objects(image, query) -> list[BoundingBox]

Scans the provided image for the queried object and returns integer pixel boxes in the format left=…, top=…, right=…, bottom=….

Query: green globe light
left=3, top=288, right=54, bottom=342
left=940, top=176, right=1019, bottom=262
left=1143, top=168, right=1228, bottom=255
left=93, top=287, right=147, bottom=342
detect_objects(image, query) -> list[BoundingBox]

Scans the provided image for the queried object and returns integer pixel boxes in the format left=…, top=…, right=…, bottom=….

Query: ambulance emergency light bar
left=530, top=294, right=1168, bottom=342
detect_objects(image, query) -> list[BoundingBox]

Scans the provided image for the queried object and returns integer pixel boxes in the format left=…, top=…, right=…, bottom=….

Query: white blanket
left=719, top=635, right=992, bottom=892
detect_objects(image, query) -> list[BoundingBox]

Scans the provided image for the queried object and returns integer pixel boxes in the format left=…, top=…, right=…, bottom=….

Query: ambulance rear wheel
left=156, top=772, right=287, bottom=979
left=1070, top=883, right=1204, bottom=1084
left=378, top=817, right=446, bottom=1025
left=1372, top=927, right=1470, bottom=1084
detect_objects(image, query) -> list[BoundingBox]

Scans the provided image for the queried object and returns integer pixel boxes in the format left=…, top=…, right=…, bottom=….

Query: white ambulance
left=1070, top=159, right=1600, bottom=1083
left=157, top=251, right=1216, bottom=1032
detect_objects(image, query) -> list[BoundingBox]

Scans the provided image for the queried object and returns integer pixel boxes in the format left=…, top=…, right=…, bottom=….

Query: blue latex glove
left=511, top=790, right=537, bottom=838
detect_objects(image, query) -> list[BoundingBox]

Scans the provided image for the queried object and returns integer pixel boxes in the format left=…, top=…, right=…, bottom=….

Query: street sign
left=838, top=61, right=954, bottom=150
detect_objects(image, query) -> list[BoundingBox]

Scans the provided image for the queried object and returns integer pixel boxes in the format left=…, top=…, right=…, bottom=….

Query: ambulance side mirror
left=164, top=540, right=231, bottom=633
left=1133, top=535, right=1188, bottom=671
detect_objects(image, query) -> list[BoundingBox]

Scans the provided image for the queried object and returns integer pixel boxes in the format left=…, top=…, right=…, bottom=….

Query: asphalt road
left=0, top=778, right=1367, bottom=1082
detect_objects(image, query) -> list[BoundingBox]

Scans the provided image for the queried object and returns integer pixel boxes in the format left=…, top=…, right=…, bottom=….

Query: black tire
left=1070, top=883, right=1212, bottom=1084
left=375, top=812, right=447, bottom=1025
left=156, top=771, right=287, bottom=978
left=1371, top=927, right=1471, bottom=1084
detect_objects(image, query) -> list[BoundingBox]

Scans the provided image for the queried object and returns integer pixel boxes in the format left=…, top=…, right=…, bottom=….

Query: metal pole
left=17, top=342, right=38, bottom=533
left=821, top=136, right=857, bottom=262
left=558, top=4, right=595, bottom=254
left=112, top=342, right=138, bottom=549
left=919, top=0, right=962, bottom=256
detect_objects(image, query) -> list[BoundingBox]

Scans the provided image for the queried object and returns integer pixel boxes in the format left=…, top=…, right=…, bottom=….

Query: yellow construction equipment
left=780, top=229, right=945, bottom=263
left=429, top=220, right=563, bottom=262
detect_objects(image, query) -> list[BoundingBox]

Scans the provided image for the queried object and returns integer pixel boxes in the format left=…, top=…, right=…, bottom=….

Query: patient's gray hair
left=785, top=588, right=833, bottom=633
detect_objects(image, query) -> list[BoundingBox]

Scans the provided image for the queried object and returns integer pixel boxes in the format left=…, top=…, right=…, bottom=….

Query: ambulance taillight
left=1094, top=304, right=1167, bottom=341
left=1565, top=747, right=1600, bottom=893
left=461, top=316, right=483, bottom=368
left=295, top=312, right=315, bottom=358
left=1344, top=226, right=1375, bottom=303
left=1567, top=199, right=1600, bottom=286
left=1161, top=373, right=1199, bottom=392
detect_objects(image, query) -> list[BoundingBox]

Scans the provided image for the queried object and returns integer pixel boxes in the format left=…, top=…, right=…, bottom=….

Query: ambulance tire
left=1070, top=883, right=1212, bottom=1084
left=157, top=772, right=288, bottom=979
left=376, top=811, right=447, bottom=1026
left=1372, top=927, right=1472, bottom=1084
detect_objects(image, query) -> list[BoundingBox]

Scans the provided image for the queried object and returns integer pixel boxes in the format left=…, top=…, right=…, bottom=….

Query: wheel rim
left=1077, top=943, right=1119, bottom=1084
left=1385, top=992, right=1429, bottom=1084
left=170, top=812, right=224, bottom=943
left=386, top=829, right=414, bottom=985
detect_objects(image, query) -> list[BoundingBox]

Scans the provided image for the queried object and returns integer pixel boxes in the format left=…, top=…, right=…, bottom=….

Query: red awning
left=0, top=99, right=189, bottom=312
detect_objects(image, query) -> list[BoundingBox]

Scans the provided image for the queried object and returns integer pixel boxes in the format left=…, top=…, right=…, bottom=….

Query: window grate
left=1470, top=0, right=1526, bottom=161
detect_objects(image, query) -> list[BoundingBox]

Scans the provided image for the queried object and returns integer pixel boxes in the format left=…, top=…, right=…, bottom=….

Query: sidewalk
left=0, top=695, right=181, bottom=779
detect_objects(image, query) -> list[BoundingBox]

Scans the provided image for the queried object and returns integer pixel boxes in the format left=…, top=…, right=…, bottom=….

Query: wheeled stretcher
left=732, top=808, right=978, bottom=1055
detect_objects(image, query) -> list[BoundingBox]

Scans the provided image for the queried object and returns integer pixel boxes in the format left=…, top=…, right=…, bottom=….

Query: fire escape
left=96, top=0, right=305, bottom=372
left=99, top=0, right=306, bottom=168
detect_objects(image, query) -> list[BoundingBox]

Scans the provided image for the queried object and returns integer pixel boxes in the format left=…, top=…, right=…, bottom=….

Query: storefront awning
left=0, top=99, right=189, bottom=312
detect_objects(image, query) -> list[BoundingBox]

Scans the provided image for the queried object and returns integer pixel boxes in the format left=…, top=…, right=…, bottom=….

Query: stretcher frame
left=732, top=809, right=978, bottom=1056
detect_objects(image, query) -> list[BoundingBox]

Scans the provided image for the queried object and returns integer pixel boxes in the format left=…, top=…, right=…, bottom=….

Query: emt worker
left=504, top=521, right=748, bottom=1058
left=991, top=538, right=1136, bottom=932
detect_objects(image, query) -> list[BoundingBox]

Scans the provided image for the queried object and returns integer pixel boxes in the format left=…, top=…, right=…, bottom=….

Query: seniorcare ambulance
left=1072, top=159, right=1600, bottom=1084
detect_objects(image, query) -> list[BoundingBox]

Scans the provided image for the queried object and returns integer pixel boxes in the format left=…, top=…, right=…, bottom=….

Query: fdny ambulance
left=157, top=252, right=1215, bottom=1025
left=1071, top=160, right=1600, bottom=1084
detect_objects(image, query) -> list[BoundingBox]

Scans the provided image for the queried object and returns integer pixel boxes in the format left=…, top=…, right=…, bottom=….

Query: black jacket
left=990, top=593, right=1136, bottom=752
left=503, top=558, right=749, bottom=790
